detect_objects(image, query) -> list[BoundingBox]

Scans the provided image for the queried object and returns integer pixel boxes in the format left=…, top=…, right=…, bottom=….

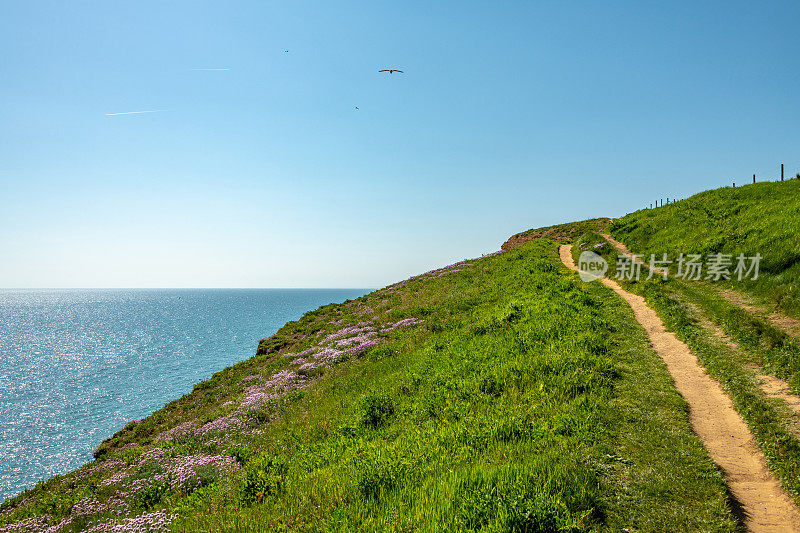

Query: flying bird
left=355, top=106, right=359, bottom=110
left=104, top=110, right=164, bottom=116
left=379, top=69, right=404, bottom=74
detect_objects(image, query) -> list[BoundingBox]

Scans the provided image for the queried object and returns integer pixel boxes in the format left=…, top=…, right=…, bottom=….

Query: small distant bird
left=284, top=50, right=289, bottom=53
left=379, top=69, right=404, bottom=74
left=355, top=106, right=359, bottom=110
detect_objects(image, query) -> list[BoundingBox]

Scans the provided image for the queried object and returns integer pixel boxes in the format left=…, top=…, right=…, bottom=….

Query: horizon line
left=0, top=287, right=377, bottom=291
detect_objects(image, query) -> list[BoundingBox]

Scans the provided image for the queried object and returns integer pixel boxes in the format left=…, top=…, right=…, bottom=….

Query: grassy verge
left=585, top=278, right=739, bottom=531
left=1, top=240, right=740, bottom=532
left=608, top=271, right=800, bottom=506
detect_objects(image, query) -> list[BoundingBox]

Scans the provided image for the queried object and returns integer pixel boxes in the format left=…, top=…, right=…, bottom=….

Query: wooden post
left=753, top=174, right=756, bottom=184
left=782, top=163, right=784, bottom=181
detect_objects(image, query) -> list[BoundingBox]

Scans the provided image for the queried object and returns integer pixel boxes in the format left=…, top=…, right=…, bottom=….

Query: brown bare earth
left=601, top=233, right=630, bottom=255
left=560, top=244, right=800, bottom=532
left=719, top=289, right=800, bottom=339
left=754, top=371, right=800, bottom=416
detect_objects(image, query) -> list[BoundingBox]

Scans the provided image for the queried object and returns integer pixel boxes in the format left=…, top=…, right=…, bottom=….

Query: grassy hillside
left=0, top=241, right=740, bottom=532
left=610, top=180, right=800, bottom=318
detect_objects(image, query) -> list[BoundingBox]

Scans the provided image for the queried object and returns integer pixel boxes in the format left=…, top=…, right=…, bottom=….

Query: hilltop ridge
left=501, top=218, right=611, bottom=251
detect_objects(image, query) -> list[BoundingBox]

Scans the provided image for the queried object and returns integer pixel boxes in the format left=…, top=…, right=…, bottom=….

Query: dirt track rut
left=601, top=233, right=800, bottom=339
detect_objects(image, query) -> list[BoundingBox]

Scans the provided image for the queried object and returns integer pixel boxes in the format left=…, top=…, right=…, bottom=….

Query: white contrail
left=104, top=110, right=164, bottom=116
left=191, top=68, right=230, bottom=71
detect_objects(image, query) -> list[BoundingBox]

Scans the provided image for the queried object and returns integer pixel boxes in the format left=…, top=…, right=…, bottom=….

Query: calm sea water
left=0, top=288, right=369, bottom=502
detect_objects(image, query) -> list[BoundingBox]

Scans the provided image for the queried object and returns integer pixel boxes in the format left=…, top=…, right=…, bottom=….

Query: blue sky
left=1, top=1, right=798, bottom=288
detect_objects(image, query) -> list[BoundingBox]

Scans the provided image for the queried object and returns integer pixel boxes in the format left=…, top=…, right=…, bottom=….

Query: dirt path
left=601, top=233, right=800, bottom=338
left=560, top=244, right=800, bottom=532
left=601, top=233, right=630, bottom=255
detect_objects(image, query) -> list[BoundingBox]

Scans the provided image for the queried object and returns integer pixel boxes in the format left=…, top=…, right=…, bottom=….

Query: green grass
left=607, top=272, right=800, bottom=508
left=673, top=281, right=800, bottom=389
left=610, top=180, right=800, bottom=318
left=0, top=240, right=741, bottom=532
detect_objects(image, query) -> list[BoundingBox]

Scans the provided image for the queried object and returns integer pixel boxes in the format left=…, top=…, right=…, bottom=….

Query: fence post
left=753, top=174, right=756, bottom=184
left=782, top=163, right=784, bottom=181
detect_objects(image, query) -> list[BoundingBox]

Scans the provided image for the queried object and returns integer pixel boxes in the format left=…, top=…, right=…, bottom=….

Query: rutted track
left=560, top=244, right=800, bottom=532
left=601, top=233, right=800, bottom=339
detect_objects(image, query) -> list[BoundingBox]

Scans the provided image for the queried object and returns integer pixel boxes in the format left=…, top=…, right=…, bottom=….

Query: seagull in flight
left=379, top=69, right=404, bottom=74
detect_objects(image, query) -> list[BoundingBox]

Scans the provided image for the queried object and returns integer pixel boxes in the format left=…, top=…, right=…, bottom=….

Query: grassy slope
left=575, top=218, right=800, bottom=507
left=0, top=241, right=739, bottom=532
left=610, top=180, right=800, bottom=318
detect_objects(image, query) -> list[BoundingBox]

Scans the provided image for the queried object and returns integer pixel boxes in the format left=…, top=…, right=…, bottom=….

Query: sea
left=0, top=288, right=369, bottom=502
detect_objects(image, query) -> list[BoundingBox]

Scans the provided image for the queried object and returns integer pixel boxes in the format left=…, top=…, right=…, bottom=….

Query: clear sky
left=1, top=1, right=798, bottom=288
